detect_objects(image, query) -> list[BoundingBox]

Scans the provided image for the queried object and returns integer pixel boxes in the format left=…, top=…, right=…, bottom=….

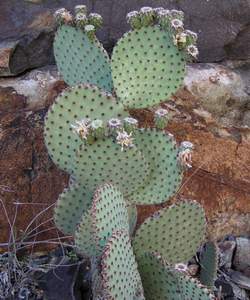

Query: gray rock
left=184, top=63, right=250, bottom=127
left=0, top=65, right=63, bottom=111
left=233, top=237, right=250, bottom=277
left=219, top=240, right=236, bottom=270
left=36, top=257, right=91, bottom=300
left=229, top=270, right=250, bottom=291
left=216, top=274, right=250, bottom=300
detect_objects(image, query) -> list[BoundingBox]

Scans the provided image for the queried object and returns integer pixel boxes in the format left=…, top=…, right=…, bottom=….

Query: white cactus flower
left=54, top=8, right=73, bottom=24
left=174, top=263, right=188, bottom=273
left=140, top=6, right=153, bottom=14
left=187, top=45, right=199, bottom=58
left=155, top=108, right=168, bottom=117
left=171, top=18, right=184, bottom=31
left=170, top=9, right=184, bottom=21
left=158, top=9, right=170, bottom=17
left=180, top=141, right=194, bottom=150
left=108, top=118, right=122, bottom=129
left=124, top=117, right=138, bottom=126
left=126, top=11, right=139, bottom=22
left=91, top=119, right=104, bottom=130
left=153, top=7, right=165, bottom=14
left=116, top=130, right=135, bottom=151
left=178, top=149, right=193, bottom=169
left=71, top=119, right=90, bottom=140
left=185, top=30, right=198, bottom=42
left=85, top=24, right=95, bottom=32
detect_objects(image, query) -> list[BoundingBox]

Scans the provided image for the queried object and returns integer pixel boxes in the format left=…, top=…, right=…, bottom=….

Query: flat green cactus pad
left=199, top=241, right=218, bottom=288
left=54, top=181, right=92, bottom=234
left=128, top=129, right=182, bottom=205
left=44, top=84, right=127, bottom=173
left=133, top=201, right=206, bottom=264
left=101, top=230, right=144, bottom=300
left=54, top=25, right=113, bottom=91
left=111, top=26, right=186, bottom=108
left=73, top=137, right=150, bottom=196
left=137, top=252, right=178, bottom=300
left=75, top=210, right=96, bottom=256
left=137, top=252, right=214, bottom=300
left=91, top=183, right=130, bottom=254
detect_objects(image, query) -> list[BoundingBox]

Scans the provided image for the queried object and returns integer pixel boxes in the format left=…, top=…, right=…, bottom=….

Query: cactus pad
left=133, top=201, right=206, bottom=264
left=54, top=181, right=92, bottom=234
left=199, top=241, right=218, bottom=288
left=44, top=84, right=127, bottom=173
left=54, top=25, right=113, bottom=91
left=101, top=230, right=144, bottom=300
left=75, top=210, right=96, bottom=256
left=91, top=183, right=130, bottom=254
left=111, top=26, right=186, bottom=108
left=137, top=252, right=214, bottom=300
left=128, top=129, right=182, bottom=205
left=73, top=137, right=150, bottom=196
left=137, top=252, right=178, bottom=300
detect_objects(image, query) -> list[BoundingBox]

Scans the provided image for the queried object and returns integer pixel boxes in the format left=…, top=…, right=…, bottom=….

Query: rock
left=233, top=237, right=250, bottom=277
left=0, top=13, right=55, bottom=76
left=218, top=240, right=236, bottom=270
left=0, top=65, right=65, bottom=111
left=184, top=63, right=250, bottom=127
left=226, top=25, right=250, bottom=61
left=228, top=270, right=250, bottom=291
left=36, top=257, right=91, bottom=300
left=0, top=1, right=250, bottom=75
left=215, top=274, right=250, bottom=300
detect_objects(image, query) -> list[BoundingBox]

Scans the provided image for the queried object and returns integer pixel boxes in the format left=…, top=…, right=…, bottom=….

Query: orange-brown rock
left=0, top=67, right=68, bottom=252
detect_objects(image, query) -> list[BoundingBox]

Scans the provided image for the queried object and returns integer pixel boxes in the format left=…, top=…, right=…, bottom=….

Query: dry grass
left=0, top=186, right=76, bottom=299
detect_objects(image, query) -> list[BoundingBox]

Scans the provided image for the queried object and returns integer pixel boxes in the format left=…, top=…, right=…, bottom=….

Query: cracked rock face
left=0, top=0, right=250, bottom=76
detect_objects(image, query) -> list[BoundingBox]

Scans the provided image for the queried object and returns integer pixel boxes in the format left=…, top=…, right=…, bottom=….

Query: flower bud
left=123, top=117, right=138, bottom=133
left=154, top=108, right=169, bottom=130
left=127, top=11, right=142, bottom=30
left=88, top=13, right=103, bottom=29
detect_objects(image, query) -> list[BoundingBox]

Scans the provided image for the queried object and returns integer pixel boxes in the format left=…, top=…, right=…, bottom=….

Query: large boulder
left=0, top=0, right=250, bottom=76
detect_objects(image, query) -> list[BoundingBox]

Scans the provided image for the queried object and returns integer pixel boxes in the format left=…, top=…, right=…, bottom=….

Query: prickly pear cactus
left=44, top=4, right=214, bottom=299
